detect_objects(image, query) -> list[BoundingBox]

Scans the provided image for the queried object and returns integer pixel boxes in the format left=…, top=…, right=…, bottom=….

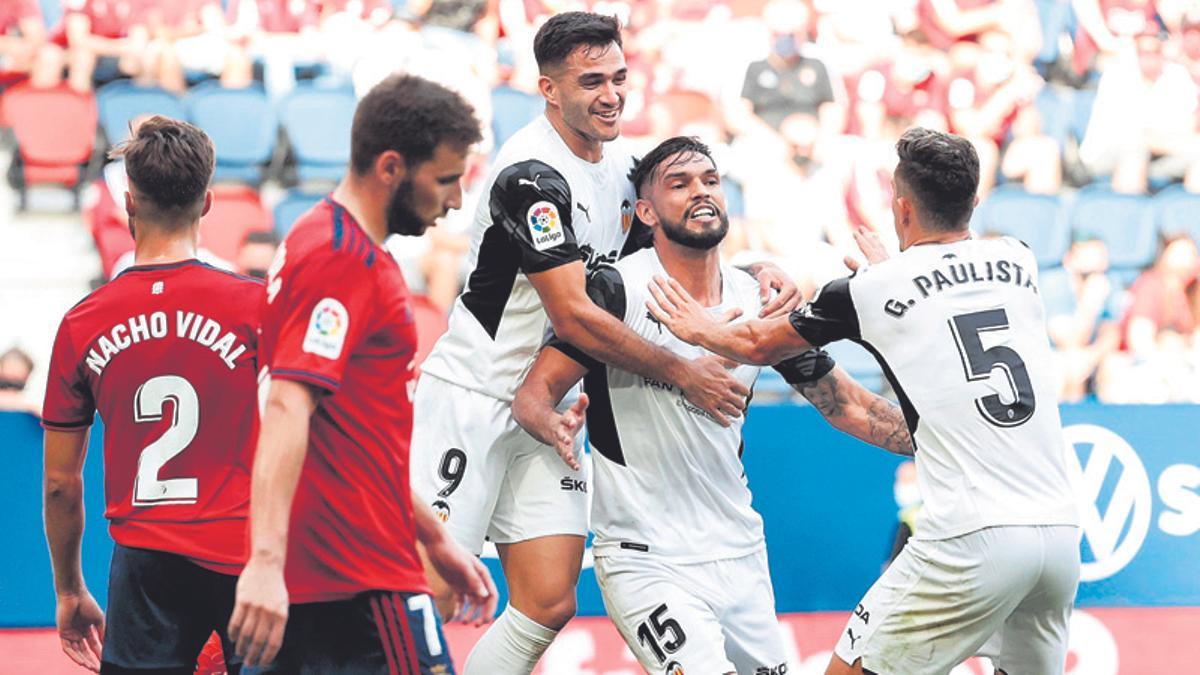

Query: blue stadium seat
left=1038, top=267, right=1075, bottom=318
left=1070, top=186, right=1158, bottom=272
left=185, top=82, right=276, bottom=184
left=38, top=0, right=61, bottom=28
left=1035, top=86, right=1072, bottom=149
left=972, top=186, right=1070, bottom=267
left=1154, top=184, right=1200, bottom=243
left=273, top=189, right=325, bottom=238
left=278, top=85, right=355, bottom=183
left=97, top=81, right=186, bottom=146
left=491, top=85, right=543, bottom=151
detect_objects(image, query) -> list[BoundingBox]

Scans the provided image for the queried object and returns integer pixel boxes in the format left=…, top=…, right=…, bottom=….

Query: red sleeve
left=42, top=316, right=95, bottom=430
left=265, top=249, right=376, bottom=393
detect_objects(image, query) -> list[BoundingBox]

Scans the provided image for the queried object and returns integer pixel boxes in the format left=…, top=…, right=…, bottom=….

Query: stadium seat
left=1154, top=184, right=1200, bottom=243
left=1070, top=186, right=1158, bottom=272
left=2, top=83, right=97, bottom=210
left=278, top=85, right=355, bottom=183
left=1034, top=86, right=1072, bottom=149
left=971, top=186, right=1070, bottom=267
left=1071, top=88, right=1098, bottom=144
left=200, top=184, right=273, bottom=263
left=491, top=85, right=543, bottom=150
left=185, top=82, right=276, bottom=185
left=97, top=81, right=186, bottom=146
left=272, top=189, right=325, bottom=238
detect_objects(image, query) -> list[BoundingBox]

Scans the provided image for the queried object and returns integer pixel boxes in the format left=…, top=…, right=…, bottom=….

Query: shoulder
left=286, top=204, right=379, bottom=272
left=490, top=160, right=573, bottom=214
left=585, top=262, right=628, bottom=318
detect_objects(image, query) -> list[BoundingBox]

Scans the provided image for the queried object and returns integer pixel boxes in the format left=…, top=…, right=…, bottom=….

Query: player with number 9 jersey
left=43, top=259, right=262, bottom=571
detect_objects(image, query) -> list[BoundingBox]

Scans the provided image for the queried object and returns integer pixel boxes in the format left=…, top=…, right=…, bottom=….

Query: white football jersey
left=791, top=236, right=1079, bottom=540
left=551, top=249, right=817, bottom=562
left=420, top=115, right=638, bottom=401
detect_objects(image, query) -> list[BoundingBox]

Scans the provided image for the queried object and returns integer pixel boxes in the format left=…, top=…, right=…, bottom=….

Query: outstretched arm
left=512, top=346, right=590, bottom=470
left=647, top=275, right=813, bottom=365
left=794, top=366, right=913, bottom=456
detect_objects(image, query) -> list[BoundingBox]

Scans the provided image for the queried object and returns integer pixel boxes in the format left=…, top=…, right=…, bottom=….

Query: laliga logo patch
left=621, top=199, right=633, bottom=233
left=432, top=500, right=451, bottom=523
left=302, top=297, right=349, bottom=359
left=664, top=662, right=684, bottom=675
left=528, top=201, right=565, bottom=251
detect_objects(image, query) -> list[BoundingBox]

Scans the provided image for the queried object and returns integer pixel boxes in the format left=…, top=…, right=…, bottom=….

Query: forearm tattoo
left=795, top=372, right=848, bottom=418
left=867, top=397, right=914, bottom=456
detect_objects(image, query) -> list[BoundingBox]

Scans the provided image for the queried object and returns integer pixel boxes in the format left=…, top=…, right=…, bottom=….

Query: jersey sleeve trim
left=546, top=340, right=596, bottom=372
left=272, top=368, right=341, bottom=393
left=42, top=417, right=93, bottom=430
left=771, top=348, right=837, bottom=385
left=788, top=275, right=861, bottom=346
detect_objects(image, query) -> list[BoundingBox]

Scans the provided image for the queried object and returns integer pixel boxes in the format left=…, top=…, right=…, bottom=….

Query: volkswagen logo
left=1063, top=424, right=1152, bottom=581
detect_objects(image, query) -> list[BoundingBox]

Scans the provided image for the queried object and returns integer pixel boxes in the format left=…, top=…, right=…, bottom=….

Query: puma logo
left=518, top=174, right=543, bottom=190
left=847, top=628, right=861, bottom=650
left=577, top=202, right=591, bottom=222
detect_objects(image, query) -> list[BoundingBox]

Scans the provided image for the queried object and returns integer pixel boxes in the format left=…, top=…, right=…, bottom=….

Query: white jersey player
left=513, top=137, right=915, bottom=675
left=409, top=12, right=798, bottom=674
left=647, top=128, right=1081, bottom=675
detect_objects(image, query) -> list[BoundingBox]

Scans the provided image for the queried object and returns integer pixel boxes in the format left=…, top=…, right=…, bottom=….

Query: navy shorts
left=101, top=544, right=241, bottom=674
left=249, top=590, right=454, bottom=675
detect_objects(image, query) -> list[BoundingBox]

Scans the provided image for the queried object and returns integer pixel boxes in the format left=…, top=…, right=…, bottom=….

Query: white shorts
left=409, top=374, right=589, bottom=554
left=834, top=525, right=1080, bottom=675
left=595, top=549, right=788, bottom=675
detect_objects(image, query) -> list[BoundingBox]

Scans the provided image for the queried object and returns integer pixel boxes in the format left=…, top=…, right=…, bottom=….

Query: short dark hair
left=894, top=127, right=979, bottom=231
left=629, top=136, right=715, bottom=198
left=350, top=74, right=482, bottom=175
left=533, top=11, right=622, bottom=73
left=110, top=115, right=214, bottom=228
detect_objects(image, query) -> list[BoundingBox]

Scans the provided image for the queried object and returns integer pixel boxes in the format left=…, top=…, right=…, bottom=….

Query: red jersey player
left=42, top=116, right=259, bottom=673
left=228, top=74, right=497, bottom=673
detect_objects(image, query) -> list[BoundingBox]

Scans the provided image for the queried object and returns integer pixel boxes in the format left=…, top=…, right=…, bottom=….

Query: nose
left=599, top=80, right=621, bottom=107
left=446, top=182, right=463, bottom=211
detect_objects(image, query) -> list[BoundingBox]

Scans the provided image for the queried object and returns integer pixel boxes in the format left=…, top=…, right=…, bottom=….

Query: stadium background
left=1, top=0, right=1198, bottom=672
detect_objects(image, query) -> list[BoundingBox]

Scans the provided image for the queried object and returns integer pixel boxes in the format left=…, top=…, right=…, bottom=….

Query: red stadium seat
left=200, top=184, right=273, bottom=264
left=83, top=176, right=134, bottom=278
left=2, top=83, right=98, bottom=209
left=411, top=294, right=448, bottom=374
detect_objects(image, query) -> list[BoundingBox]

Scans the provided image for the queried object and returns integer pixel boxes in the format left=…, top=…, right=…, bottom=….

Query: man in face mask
left=0, top=346, right=35, bottom=413
left=734, top=0, right=842, bottom=162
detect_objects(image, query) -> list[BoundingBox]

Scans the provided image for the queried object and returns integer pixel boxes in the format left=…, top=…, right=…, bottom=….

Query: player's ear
left=537, top=74, right=558, bottom=108
left=634, top=198, right=657, bottom=227
left=199, top=190, right=213, bottom=218
left=376, top=150, right=407, bottom=185
left=124, top=190, right=136, bottom=220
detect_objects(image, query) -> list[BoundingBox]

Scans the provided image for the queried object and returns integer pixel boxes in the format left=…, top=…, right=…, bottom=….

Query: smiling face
left=544, top=41, right=627, bottom=145
left=639, top=150, right=729, bottom=251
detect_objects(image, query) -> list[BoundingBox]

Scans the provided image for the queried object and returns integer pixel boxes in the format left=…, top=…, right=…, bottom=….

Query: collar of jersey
left=116, top=258, right=206, bottom=276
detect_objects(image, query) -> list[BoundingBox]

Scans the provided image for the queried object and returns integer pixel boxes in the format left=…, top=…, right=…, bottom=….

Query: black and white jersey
left=790, top=236, right=1079, bottom=540
left=421, top=115, right=638, bottom=401
left=551, top=248, right=834, bottom=562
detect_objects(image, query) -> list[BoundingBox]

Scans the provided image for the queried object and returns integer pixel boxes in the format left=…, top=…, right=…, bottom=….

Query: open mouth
left=687, top=204, right=720, bottom=221
left=593, top=109, right=620, bottom=122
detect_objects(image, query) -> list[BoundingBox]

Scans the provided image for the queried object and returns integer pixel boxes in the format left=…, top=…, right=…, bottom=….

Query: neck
left=655, top=238, right=722, bottom=306
left=905, top=226, right=971, bottom=249
left=544, top=109, right=603, bottom=163
left=332, top=174, right=388, bottom=245
left=132, top=222, right=198, bottom=265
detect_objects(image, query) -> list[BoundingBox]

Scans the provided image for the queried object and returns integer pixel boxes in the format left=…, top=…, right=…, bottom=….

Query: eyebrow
left=578, top=67, right=628, bottom=82
left=662, top=168, right=718, bottom=182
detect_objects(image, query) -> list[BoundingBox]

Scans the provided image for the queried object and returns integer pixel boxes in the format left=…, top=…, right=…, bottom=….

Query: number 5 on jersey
left=950, top=309, right=1036, bottom=427
left=132, top=375, right=199, bottom=506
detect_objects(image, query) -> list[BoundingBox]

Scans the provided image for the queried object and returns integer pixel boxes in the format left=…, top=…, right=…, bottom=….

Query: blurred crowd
left=5, top=0, right=1200, bottom=406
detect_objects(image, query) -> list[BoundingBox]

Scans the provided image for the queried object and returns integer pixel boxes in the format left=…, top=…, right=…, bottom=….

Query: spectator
left=52, top=0, right=154, bottom=92
left=730, top=0, right=845, bottom=163
left=1045, top=237, right=1122, bottom=401
left=1099, top=234, right=1200, bottom=401
left=0, top=346, right=38, bottom=415
left=150, top=0, right=246, bottom=92
left=1081, top=29, right=1200, bottom=193
left=0, top=0, right=56, bottom=88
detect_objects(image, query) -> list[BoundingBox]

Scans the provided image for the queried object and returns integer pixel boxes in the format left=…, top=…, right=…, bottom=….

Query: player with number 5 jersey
left=43, top=117, right=258, bottom=674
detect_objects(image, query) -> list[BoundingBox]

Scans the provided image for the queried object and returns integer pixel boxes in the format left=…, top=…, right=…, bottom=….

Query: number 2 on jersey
left=132, top=375, right=200, bottom=506
left=949, top=309, right=1036, bottom=427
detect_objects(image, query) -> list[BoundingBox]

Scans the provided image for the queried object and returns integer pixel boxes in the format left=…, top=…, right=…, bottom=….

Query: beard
left=385, top=179, right=426, bottom=237
left=658, top=204, right=729, bottom=250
